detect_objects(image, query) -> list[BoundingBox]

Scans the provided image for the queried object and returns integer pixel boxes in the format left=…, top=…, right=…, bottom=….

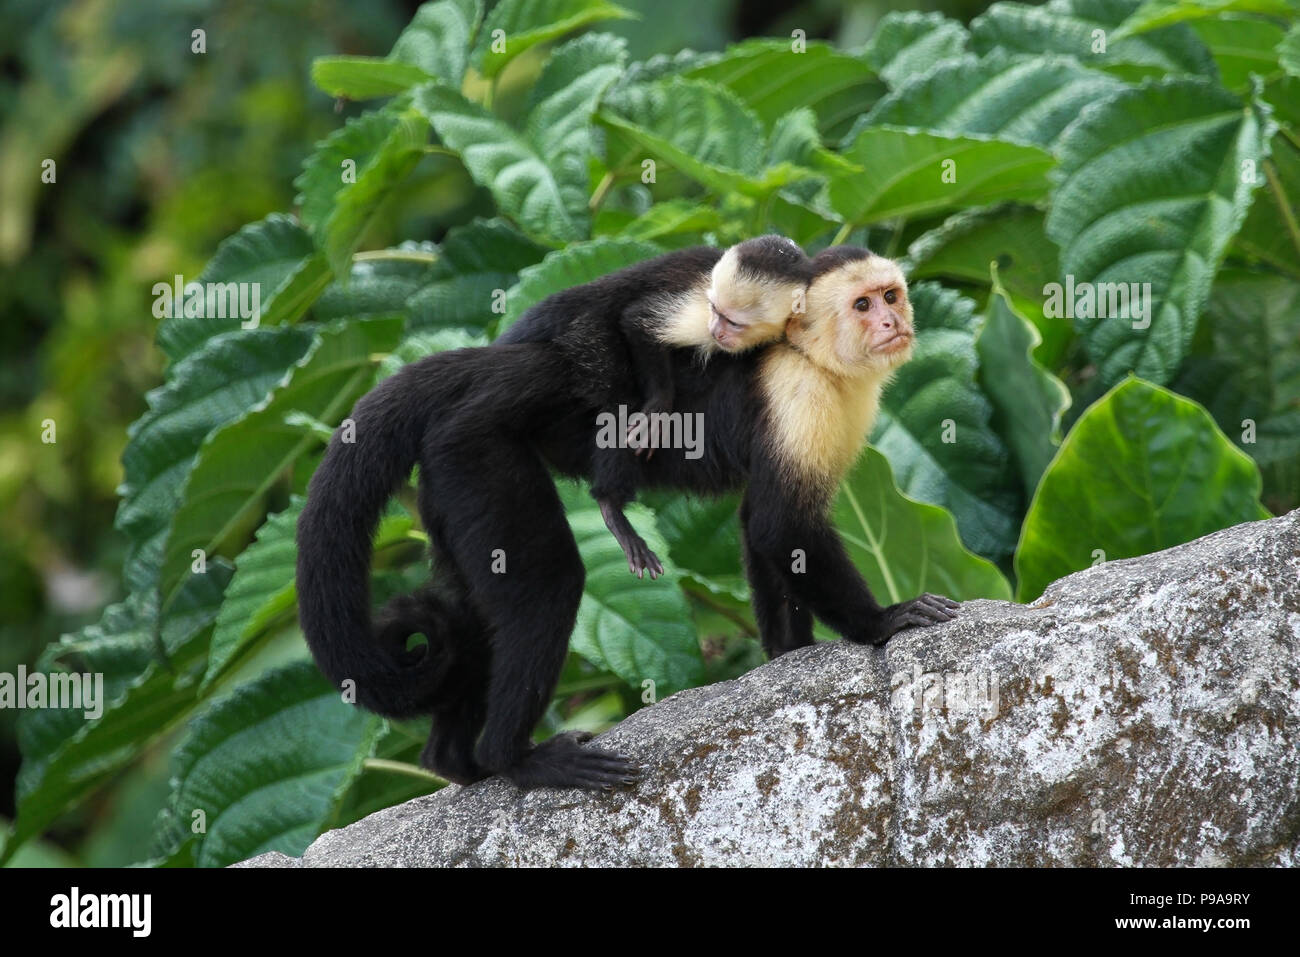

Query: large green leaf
left=498, top=236, right=661, bottom=329
left=870, top=283, right=1023, bottom=563
left=863, top=11, right=970, bottom=89
left=904, top=204, right=1071, bottom=365
left=857, top=51, right=1125, bottom=150
left=833, top=447, right=1013, bottom=604
left=599, top=78, right=812, bottom=198
left=970, top=0, right=1217, bottom=81
left=1045, top=77, right=1274, bottom=386
left=404, top=218, right=547, bottom=331
left=157, top=317, right=405, bottom=619
left=558, top=484, right=705, bottom=695
left=1282, top=23, right=1300, bottom=77
left=976, top=275, right=1072, bottom=498
left=155, top=660, right=382, bottom=868
left=389, top=0, right=484, bottom=85
left=645, top=493, right=747, bottom=600
left=310, top=0, right=485, bottom=98
left=828, top=125, right=1054, bottom=231
left=311, top=58, right=438, bottom=101
left=156, top=215, right=329, bottom=364
left=1116, top=0, right=1296, bottom=36
left=1234, top=134, right=1300, bottom=279
left=1014, top=377, right=1270, bottom=601
left=415, top=84, right=588, bottom=244
left=1188, top=16, right=1289, bottom=89
left=315, top=241, right=438, bottom=321
left=1171, top=270, right=1300, bottom=510
left=471, top=0, right=633, bottom=79
left=683, top=38, right=883, bottom=136
left=7, top=568, right=230, bottom=862
left=117, top=327, right=316, bottom=594
left=293, top=106, right=428, bottom=276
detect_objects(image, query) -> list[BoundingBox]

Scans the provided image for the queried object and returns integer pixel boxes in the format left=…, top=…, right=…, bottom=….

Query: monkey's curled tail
left=296, top=353, right=465, bottom=719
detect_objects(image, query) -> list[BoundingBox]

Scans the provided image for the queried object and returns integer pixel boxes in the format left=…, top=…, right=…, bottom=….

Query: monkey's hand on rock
left=870, top=594, right=960, bottom=645
left=501, top=731, right=640, bottom=791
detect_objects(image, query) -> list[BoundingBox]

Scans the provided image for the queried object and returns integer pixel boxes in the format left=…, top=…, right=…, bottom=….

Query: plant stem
left=589, top=170, right=617, bottom=212
left=883, top=217, right=906, bottom=258
left=362, top=758, right=446, bottom=784
left=1264, top=158, right=1300, bottom=265
left=353, top=248, right=440, bottom=264
left=688, top=589, right=758, bottom=637
left=831, top=221, right=854, bottom=245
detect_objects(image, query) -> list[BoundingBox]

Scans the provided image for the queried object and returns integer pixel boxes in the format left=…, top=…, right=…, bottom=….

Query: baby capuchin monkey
left=499, top=235, right=812, bottom=579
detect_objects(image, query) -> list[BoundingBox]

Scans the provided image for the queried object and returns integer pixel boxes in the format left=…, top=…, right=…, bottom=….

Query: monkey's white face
left=798, top=256, right=914, bottom=376
left=707, top=249, right=803, bottom=352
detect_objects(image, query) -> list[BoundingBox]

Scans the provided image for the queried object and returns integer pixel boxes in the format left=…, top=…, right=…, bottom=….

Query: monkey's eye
left=884, top=289, right=897, bottom=304
left=854, top=297, right=871, bottom=312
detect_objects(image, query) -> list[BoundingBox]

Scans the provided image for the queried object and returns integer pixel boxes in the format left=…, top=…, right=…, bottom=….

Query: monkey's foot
left=502, top=731, right=640, bottom=791
left=873, top=593, right=960, bottom=645
left=598, top=499, right=665, bottom=579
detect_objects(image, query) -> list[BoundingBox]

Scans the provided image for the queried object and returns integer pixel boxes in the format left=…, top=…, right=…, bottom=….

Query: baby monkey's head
left=707, top=235, right=812, bottom=352
left=794, top=246, right=914, bottom=378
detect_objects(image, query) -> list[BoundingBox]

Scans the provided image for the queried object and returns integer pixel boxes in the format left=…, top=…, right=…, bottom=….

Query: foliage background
left=1, top=0, right=1296, bottom=866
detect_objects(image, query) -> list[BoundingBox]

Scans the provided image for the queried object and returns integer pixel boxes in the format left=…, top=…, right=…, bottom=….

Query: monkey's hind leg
left=429, top=435, right=640, bottom=790
left=591, top=432, right=664, bottom=579
left=598, top=498, right=665, bottom=580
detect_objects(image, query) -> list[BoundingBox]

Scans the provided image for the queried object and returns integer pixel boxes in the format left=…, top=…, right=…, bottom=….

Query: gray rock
left=239, top=511, right=1300, bottom=867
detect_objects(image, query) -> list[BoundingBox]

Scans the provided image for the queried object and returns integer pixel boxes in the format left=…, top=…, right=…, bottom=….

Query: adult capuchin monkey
left=296, top=245, right=959, bottom=791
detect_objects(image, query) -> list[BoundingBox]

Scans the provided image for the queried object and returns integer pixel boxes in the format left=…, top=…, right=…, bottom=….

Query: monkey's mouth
left=875, top=331, right=913, bottom=354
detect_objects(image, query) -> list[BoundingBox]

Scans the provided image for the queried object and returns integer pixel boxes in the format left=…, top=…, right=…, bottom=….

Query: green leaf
left=390, top=0, right=484, bottom=84
left=834, top=447, right=1013, bottom=604
left=971, top=0, right=1217, bottom=81
left=601, top=198, right=723, bottom=242
left=976, top=274, right=1073, bottom=497
left=1188, top=16, right=1288, bottom=89
left=871, top=283, right=1023, bottom=563
left=315, top=241, right=439, bottom=320
left=683, top=38, right=883, bottom=136
left=157, top=215, right=329, bottom=364
left=404, top=218, right=547, bottom=331
left=857, top=51, right=1126, bottom=150
left=293, top=106, right=427, bottom=276
left=8, top=569, right=231, bottom=862
left=498, top=236, right=661, bottom=329
left=472, top=0, right=633, bottom=79
left=646, top=493, right=747, bottom=599
left=117, top=327, right=316, bottom=593
left=1171, top=269, right=1300, bottom=509
left=828, top=126, right=1054, bottom=226
left=415, top=84, right=587, bottom=243
left=1014, top=377, right=1270, bottom=601
left=155, top=660, right=382, bottom=868
left=157, top=317, right=406, bottom=619
left=558, top=483, right=704, bottom=695
left=1045, top=77, right=1275, bottom=386
left=863, top=11, right=971, bottom=89
left=526, top=31, right=627, bottom=111
left=599, top=78, right=809, bottom=198
left=1233, top=134, right=1300, bottom=278
left=1116, top=0, right=1297, bottom=36
left=1280, top=22, right=1300, bottom=77
left=904, top=205, right=1071, bottom=367
left=311, top=58, right=437, bottom=100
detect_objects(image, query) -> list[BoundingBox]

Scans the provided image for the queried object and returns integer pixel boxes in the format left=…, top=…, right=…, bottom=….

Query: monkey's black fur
left=297, top=246, right=956, bottom=791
